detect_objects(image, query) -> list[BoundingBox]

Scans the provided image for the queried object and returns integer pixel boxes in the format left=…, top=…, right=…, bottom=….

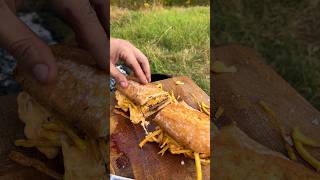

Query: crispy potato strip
left=8, top=151, right=63, bottom=180
left=259, top=100, right=297, bottom=160
left=42, top=121, right=86, bottom=150
left=194, top=152, right=202, bottom=180
left=292, top=127, right=320, bottom=147
left=175, top=81, right=185, bottom=85
left=292, top=127, right=320, bottom=170
left=293, top=139, right=320, bottom=171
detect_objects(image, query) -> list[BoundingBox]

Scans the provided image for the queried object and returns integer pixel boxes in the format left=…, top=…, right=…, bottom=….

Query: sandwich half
left=139, top=102, right=210, bottom=180
left=114, top=80, right=171, bottom=131
left=12, top=45, right=108, bottom=179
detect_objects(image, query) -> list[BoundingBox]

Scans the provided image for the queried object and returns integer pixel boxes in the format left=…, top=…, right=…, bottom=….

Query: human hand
left=110, top=38, right=151, bottom=88
left=0, top=0, right=108, bottom=84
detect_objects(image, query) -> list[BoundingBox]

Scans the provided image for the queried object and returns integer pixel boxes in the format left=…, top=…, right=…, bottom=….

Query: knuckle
left=8, top=37, right=47, bottom=64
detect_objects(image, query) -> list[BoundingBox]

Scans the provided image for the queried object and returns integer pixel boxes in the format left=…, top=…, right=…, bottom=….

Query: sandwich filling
left=114, top=90, right=170, bottom=133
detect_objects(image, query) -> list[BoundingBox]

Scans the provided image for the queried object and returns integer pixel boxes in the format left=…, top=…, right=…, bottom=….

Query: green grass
left=214, top=0, right=320, bottom=110
left=111, top=6, right=210, bottom=93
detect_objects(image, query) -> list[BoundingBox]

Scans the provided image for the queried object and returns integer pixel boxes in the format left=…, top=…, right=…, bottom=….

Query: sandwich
left=139, top=102, right=210, bottom=180
left=12, top=45, right=108, bottom=179
left=113, top=79, right=210, bottom=179
left=114, top=80, right=171, bottom=132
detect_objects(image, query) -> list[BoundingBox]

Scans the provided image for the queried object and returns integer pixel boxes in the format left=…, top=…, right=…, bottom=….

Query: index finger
left=133, top=47, right=151, bottom=82
left=122, top=48, right=148, bottom=84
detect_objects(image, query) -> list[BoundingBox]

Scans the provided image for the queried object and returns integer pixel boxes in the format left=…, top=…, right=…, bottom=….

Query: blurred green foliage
left=111, top=7, right=210, bottom=93
left=111, top=0, right=209, bottom=9
left=214, top=0, right=320, bottom=110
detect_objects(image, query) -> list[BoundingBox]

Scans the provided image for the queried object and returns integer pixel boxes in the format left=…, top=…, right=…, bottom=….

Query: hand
left=0, top=0, right=108, bottom=84
left=110, top=38, right=151, bottom=88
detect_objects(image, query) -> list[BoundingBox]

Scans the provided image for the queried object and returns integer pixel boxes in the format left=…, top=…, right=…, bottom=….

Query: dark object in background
left=151, top=74, right=171, bottom=82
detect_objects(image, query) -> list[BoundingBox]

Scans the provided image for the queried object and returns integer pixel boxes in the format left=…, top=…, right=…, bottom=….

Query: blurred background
left=214, top=0, right=320, bottom=110
left=111, top=0, right=210, bottom=93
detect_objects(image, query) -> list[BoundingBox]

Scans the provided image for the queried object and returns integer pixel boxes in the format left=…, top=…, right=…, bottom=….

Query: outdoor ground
left=111, top=6, right=210, bottom=93
left=214, top=0, right=320, bottom=110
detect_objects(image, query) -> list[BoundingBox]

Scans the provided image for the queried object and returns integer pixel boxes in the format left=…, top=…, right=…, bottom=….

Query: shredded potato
left=158, top=145, right=169, bottom=156
left=201, top=102, right=210, bottom=116
left=139, top=129, right=162, bottom=148
left=194, top=152, right=202, bottom=180
left=139, top=127, right=209, bottom=180
left=175, top=81, right=184, bottom=85
left=259, top=100, right=297, bottom=161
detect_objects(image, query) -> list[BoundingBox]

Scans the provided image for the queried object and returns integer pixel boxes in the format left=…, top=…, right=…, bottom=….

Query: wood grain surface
left=212, top=44, right=320, bottom=169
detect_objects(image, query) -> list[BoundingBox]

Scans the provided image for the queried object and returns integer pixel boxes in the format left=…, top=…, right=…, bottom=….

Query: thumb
left=0, top=2, right=57, bottom=84
left=111, top=65, right=128, bottom=88
left=13, top=38, right=58, bottom=84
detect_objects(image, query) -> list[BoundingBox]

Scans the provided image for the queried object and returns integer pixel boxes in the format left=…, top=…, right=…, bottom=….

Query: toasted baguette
left=15, top=45, right=108, bottom=138
left=117, top=80, right=169, bottom=105
left=154, top=103, right=210, bottom=157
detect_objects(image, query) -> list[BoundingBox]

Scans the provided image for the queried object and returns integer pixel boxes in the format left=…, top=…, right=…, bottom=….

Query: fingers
left=110, top=38, right=150, bottom=85
left=120, top=47, right=148, bottom=85
left=0, top=1, right=57, bottom=83
left=110, top=64, right=127, bottom=88
left=52, top=0, right=107, bottom=69
left=133, top=47, right=151, bottom=82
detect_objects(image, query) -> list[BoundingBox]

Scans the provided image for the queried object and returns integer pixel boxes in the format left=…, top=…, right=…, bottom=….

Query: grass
left=111, top=6, right=210, bottom=93
left=214, top=0, right=320, bottom=110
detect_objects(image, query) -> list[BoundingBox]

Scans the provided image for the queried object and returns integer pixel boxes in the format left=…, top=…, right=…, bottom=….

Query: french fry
left=15, top=139, right=61, bottom=148
left=42, top=122, right=63, bottom=132
left=286, top=143, right=297, bottom=161
left=39, top=129, right=61, bottom=141
left=201, top=104, right=210, bottom=115
left=200, top=159, right=210, bottom=165
left=201, top=102, right=210, bottom=109
left=259, top=100, right=297, bottom=160
left=9, top=151, right=63, bottom=180
left=292, top=127, right=320, bottom=147
left=194, top=152, right=202, bottom=180
left=293, top=139, right=320, bottom=171
left=139, top=129, right=162, bottom=148
left=44, top=121, right=87, bottom=150
left=175, top=81, right=184, bottom=85
left=158, top=145, right=169, bottom=156
left=59, top=122, right=87, bottom=150
left=170, top=149, right=192, bottom=154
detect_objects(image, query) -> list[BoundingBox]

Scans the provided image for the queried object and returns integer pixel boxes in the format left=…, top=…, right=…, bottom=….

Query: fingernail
left=32, top=64, right=49, bottom=82
left=120, top=81, right=127, bottom=87
left=145, top=79, right=149, bottom=84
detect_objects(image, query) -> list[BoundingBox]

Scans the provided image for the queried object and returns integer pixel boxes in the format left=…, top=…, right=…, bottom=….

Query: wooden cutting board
left=213, top=44, right=320, bottom=168
left=110, top=76, right=210, bottom=180
left=0, top=76, right=210, bottom=179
